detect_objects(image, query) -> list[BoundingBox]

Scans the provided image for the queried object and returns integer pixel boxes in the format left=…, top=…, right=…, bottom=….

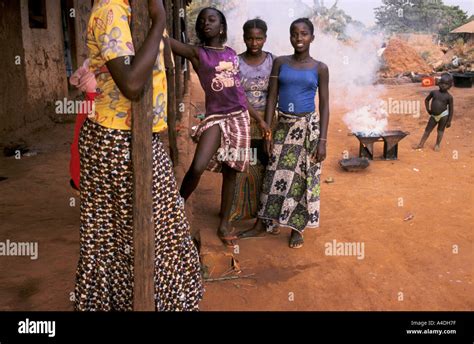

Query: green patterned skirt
left=257, top=110, right=322, bottom=233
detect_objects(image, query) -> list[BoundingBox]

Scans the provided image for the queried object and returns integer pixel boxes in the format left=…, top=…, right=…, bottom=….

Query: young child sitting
left=413, top=73, right=454, bottom=152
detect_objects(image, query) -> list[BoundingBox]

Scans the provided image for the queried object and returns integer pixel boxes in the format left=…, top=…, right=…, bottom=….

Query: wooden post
left=165, top=0, right=178, bottom=166
left=130, top=0, right=155, bottom=311
left=173, top=0, right=182, bottom=103
left=183, top=0, right=190, bottom=91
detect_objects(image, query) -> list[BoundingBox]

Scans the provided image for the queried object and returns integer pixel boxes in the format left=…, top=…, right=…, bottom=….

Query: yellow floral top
left=87, top=0, right=167, bottom=132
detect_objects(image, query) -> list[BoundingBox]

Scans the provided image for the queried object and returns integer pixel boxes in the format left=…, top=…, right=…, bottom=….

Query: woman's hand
left=313, top=141, right=327, bottom=163
left=264, top=137, right=274, bottom=157
left=258, top=119, right=273, bottom=155
left=257, top=119, right=270, bottom=138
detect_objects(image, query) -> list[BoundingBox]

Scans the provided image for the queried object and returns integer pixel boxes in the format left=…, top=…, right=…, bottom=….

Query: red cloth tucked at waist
left=69, top=92, right=96, bottom=190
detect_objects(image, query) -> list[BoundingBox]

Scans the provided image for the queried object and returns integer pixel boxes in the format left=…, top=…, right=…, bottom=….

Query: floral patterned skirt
left=75, top=119, right=203, bottom=311
left=257, top=110, right=322, bottom=233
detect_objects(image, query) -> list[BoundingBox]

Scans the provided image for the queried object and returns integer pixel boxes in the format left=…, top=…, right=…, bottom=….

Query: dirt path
left=0, top=78, right=472, bottom=311
left=190, top=76, right=473, bottom=311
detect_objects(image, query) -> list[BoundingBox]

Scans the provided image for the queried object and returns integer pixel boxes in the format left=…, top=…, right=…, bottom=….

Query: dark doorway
left=60, top=0, right=77, bottom=78
left=28, top=0, right=47, bottom=29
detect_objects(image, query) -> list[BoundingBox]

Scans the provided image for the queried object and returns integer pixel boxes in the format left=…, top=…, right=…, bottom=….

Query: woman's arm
left=169, top=38, right=200, bottom=70
left=163, top=35, right=174, bottom=70
left=247, top=101, right=261, bottom=121
left=315, top=62, right=329, bottom=163
left=263, top=57, right=283, bottom=154
left=106, top=0, right=166, bottom=100
left=247, top=100, right=270, bottom=137
left=264, top=57, right=282, bottom=125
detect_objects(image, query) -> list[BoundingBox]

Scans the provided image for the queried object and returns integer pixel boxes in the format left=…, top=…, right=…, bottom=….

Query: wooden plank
left=165, top=0, right=178, bottom=165
left=183, top=0, right=190, bottom=90
left=173, top=0, right=182, bottom=101
left=130, top=0, right=155, bottom=311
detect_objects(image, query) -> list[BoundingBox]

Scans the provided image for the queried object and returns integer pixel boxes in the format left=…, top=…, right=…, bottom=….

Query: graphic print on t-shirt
left=211, top=57, right=241, bottom=92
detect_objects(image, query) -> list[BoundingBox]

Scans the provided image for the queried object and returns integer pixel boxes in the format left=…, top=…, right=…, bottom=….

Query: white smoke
left=224, top=0, right=310, bottom=54
left=342, top=101, right=388, bottom=136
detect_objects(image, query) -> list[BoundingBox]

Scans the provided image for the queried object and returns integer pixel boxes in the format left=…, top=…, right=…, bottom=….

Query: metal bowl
left=339, top=157, right=370, bottom=172
left=452, top=73, right=473, bottom=88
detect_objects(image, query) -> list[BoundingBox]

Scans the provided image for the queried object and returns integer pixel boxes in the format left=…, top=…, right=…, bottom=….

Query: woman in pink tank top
left=170, top=7, right=270, bottom=247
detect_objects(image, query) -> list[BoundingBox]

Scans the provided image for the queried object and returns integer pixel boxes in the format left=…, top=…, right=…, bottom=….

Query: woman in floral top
left=74, top=0, right=202, bottom=311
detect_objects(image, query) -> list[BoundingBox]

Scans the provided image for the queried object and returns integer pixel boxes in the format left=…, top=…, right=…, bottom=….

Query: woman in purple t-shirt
left=170, top=7, right=270, bottom=247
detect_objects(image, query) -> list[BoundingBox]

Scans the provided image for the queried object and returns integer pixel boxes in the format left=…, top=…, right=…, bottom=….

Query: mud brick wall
left=0, top=0, right=30, bottom=138
left=0, top=0, right=93, bottom=141
left=20, top=0, right=68, bottom=126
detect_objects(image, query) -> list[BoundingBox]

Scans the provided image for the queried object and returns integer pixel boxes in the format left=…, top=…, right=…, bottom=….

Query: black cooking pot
left=452, top=73, right=474, bottom=88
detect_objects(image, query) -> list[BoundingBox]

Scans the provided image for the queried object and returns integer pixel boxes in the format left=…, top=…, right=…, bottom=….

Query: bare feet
left=237, top=219, right=280, bottom=239
left=217, top=230, right=238, bottom=247
left=434, top=144, right=440, bottom=152
left=217, top=222, right=238, bottom=247
left=237, top=226, right=265, bottom=239
left=289, top=230, right=304, bottom=249
left=412, top=144, right=424, bottom=150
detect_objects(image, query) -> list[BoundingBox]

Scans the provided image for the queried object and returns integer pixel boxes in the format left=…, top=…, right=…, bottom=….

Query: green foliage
left=308, top=0, right=369, bottom=40
left=185, top=0, right=368, bottom=42
left=186, top=0, right=239, bottom=43
left=374, top=0, right=469, bottom=37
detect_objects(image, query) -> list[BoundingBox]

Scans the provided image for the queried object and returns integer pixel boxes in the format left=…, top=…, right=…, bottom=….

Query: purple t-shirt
left=197, top=46, right=247, bottom=116
left=239, top=52, right=274, bottom=111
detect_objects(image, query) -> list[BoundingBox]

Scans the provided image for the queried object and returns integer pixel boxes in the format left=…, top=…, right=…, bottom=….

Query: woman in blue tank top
left=239, top=18, right=330, bottom=249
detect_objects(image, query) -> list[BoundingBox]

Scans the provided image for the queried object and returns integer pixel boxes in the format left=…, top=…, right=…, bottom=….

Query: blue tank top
left=278, top=63, right=318, bottom=114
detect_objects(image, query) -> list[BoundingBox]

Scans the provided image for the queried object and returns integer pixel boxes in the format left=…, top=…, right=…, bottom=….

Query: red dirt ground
left=383, top=38, right=432, bottom=77
left=0, top=77, right=472, bottom=311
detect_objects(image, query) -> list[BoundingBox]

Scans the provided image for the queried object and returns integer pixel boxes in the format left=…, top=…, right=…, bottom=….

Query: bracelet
left=319, top=138, right=327, bottom=141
